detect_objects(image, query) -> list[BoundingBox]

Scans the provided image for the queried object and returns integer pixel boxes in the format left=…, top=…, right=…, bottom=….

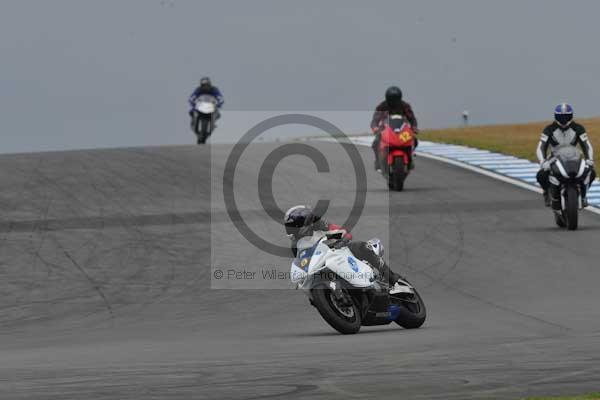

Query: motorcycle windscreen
left=386, top=115, right=414, bottom=146
left=195, top=95, right=217, bottom=114
left=196, top=94, right=217, bottom=103
left=554, top=146, right=584, bottom=178
left=388, top=115, right=407, bottom=132
left=290, top=238, right=320, bottom=283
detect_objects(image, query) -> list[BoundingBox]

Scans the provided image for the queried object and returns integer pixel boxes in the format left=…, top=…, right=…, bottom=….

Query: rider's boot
left=213, top=110, right=221, bottom=129
left=373, top=151, right=381, bottom=173
left=377, top=261, right=407, bottom=295
left=390, top=280, right=413, bottom=295
left=550, top=186, right=562, bottom=211
left=537, top=169, right=552, bottom=207
left=372, top=135, right=382, bottom=173
left=582, top=186, right=589, bottom=208
left=543, top=190, right=551, bottom=207
left=190, top=111, right=198, bottom=130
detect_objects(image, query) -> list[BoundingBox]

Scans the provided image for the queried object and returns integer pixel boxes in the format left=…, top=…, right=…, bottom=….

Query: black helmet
left=200, top=77, right=212, bottom=87
left=283, top=205, right=320, bottom=238
left=385, top=86, right=403, bottom=108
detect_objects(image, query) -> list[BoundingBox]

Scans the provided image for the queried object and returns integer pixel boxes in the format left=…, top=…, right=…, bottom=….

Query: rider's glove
left=541, top=160, right=552, bottom=171
left=586, top=159, right=595, bottom=168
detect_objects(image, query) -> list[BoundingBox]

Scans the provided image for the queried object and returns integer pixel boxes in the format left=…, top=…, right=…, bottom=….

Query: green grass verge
left=421, top=118, right=600, bottom=162
left=523, top=393, right=600, bottom=400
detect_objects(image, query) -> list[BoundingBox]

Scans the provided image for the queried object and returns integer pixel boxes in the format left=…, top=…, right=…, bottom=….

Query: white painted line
left=494, top=165, right=540, bottom=173
left=350, top=137, right=600, bottom=216
left=454, top=158, right=516, bottom=164
left=414, top=151, right=544, bottom=192
left=320, top=136, right=600, bottom=215
left=415, top=151, right=600, bottom=215
left=506, top=174, right=537, bottom=178
left=452, top=154, right=513, bottom=158
left=496, top=168, right=540, bottom=173
left=473, top=163, right=536, bottom=169
left=431, top=150, right=492, bottom=155
left=498, top=171, right=540, bottom=176
left=473, top=160, right=534, bottom=166
left=452, top=153, right=516, bottom=158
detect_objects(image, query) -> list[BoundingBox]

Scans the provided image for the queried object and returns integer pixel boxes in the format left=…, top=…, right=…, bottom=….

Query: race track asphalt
left=1, top=142, right=600, bottom=400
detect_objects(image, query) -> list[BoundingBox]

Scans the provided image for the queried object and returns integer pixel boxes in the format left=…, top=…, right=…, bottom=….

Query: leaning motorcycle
left=191, top=94, right=217, bottom=144
left=290, top=233, right=426, bottom=334
left=379, top=114, right=416, bottom=191
left=548, top=146, right=593, bottom=230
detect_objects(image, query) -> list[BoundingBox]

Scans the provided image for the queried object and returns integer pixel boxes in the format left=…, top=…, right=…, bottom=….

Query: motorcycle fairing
left=324, top=247, right=375, bottom=288
left=291, top=237, right=330, bottom=284
left=379, top=116, right=415, bottom=166
left=195, top=94, right=217, bottom=114
left=290, top=237, right=375, bottom=288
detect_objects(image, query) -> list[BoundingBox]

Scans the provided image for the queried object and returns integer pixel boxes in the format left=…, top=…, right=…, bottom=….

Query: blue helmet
left=554, top=103, right=574, bottom=128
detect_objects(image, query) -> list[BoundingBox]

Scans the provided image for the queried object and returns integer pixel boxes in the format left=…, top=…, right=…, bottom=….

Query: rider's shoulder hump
left=543, top=123, right=557, bottom=136
left=571, top=122, right=586, bottom=134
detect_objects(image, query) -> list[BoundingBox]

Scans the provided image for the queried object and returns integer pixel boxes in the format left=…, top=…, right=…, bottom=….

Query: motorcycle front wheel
left=196, top=119, right=211, bottom=144
left=202, top=118, right=213, bottom=141
left=564, top=185, right=579, bottom=231
left=311, top=282, right=361, bottom=334
left=390, top=158, right=407, bottom=191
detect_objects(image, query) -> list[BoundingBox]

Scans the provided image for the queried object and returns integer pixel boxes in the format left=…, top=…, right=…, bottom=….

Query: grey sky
left=1, top=0, right=600, bottom=153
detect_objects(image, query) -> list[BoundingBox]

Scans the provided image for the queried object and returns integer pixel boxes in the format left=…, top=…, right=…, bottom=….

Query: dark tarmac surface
left=1, top=143, right=600, bottom=399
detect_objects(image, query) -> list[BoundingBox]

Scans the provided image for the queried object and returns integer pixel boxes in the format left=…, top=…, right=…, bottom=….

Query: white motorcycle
left=191, top=94, right=217, bottom=144
left=291, top=232, right=426, bottom=334
left=547, top=146, right=594, bottom=230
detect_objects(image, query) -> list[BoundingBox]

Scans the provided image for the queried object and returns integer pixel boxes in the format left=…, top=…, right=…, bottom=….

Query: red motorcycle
left=378, top=114, right=416, bottom=191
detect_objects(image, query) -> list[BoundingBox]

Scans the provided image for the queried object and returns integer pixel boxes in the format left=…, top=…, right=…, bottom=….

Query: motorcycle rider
left=536, top=103, right=596, bottom=208
left=283, top=205, right=406, bottom=294
left=370, top=86, right=419, bottom=172
left=188, top=77, right=224, bottom=128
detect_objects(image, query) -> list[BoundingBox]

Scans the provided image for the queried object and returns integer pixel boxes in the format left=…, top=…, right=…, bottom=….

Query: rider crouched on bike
left=536, top=103, right=596, bottom=208
left=370, top=86, right=419, bottom=172
left=283, top=205, right=406, bottom=294
left=188, top=77, right=224, bottom=126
